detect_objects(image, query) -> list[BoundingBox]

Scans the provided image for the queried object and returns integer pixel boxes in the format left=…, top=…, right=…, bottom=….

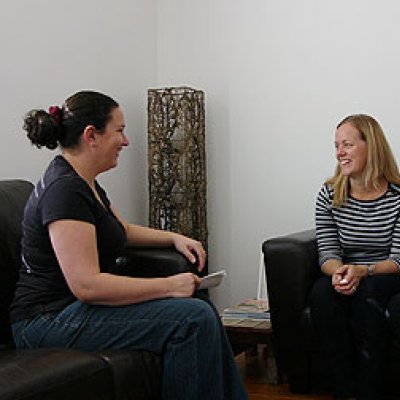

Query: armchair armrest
left=262, top=229, right=320, bottom=313
left=262, top=229, right=321, bottom=387
left=113, top=246, right=198, bottom=278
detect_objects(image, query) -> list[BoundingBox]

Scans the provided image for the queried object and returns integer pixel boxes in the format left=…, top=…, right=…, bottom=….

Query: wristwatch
left=367, top=264, right=375, bottom=276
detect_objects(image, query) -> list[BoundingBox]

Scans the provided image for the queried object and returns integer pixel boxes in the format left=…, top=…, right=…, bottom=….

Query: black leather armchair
left=262, top=229, right=400, bottom=398
left=0, top=179, right=195, bottom=400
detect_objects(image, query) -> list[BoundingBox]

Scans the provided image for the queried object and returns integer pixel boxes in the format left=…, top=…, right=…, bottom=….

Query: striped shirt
left=315, top=183, right=400, bottom=268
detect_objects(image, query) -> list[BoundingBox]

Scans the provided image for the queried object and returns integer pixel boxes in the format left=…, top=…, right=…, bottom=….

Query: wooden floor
left=237, top=346, right=331, bottom=400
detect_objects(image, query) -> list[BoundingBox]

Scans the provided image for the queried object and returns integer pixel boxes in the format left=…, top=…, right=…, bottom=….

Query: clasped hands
left=332, top=264, right=367, bottom=296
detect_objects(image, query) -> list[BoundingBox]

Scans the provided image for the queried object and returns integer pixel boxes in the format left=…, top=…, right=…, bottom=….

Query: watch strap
left=367, top=264, right=375, bottom=276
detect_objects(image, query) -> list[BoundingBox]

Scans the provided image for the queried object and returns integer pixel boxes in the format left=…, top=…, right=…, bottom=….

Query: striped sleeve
left=389, top=187, right=400, bottom=269
left=315, top=184, right=342, bottom=267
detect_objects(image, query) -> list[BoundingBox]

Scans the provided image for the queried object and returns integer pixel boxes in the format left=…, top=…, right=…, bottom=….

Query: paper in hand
left=197, top=270, right=227, bottom=290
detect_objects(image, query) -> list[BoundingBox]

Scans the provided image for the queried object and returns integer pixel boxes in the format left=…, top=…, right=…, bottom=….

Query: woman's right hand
left=332, top=264, right=364, bottom=296
left=166, top=272, right=201, bottom=297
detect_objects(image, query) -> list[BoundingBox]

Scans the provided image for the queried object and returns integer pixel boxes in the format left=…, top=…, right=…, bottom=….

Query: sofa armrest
left=262, top=229, right=321, bottom=381
left=98, top=350, right=161, bottom=400
left=0, top=348, right=113, bottom=400
left=262, top=229, right=320, bottom=313
left=112, top=246, right=198, bottom=278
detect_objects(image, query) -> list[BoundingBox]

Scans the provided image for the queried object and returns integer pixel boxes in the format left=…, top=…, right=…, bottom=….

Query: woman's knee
left=309, top=276, right=346, bottom=327
left=182, top=299, right=220, bottom=334
left=310, top=276, right=334, bottom=306
left=186, top=298, right=217, bottom=321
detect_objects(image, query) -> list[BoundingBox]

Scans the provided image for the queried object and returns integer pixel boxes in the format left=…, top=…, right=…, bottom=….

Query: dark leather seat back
left=0, top=180, right=33, bottom=344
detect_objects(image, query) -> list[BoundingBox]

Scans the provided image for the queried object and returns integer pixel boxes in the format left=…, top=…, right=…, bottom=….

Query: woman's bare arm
left=48, top=219, right=200, bottom=305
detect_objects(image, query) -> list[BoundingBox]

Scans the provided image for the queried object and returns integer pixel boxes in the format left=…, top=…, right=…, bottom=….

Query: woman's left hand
left=172, top=234, right=206, bottom=271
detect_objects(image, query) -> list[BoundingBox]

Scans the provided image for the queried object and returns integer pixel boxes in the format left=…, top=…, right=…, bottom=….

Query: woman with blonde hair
left=327, top=114, right=400, bottom=207
left=310, top=114, right=400, bottom=400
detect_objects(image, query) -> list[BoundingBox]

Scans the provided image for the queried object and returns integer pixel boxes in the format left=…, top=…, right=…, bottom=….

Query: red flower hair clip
left=48, top=106, right=62, bottom=124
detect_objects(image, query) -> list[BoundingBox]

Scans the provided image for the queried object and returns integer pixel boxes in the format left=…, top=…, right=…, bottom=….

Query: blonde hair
left=326, top=114, right=400, bottom=207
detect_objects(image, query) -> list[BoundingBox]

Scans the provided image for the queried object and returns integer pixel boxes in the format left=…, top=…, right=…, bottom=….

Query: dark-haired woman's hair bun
left=22, top=91, right=118, bottom=150
left=23, top=109, right=63, bottom=150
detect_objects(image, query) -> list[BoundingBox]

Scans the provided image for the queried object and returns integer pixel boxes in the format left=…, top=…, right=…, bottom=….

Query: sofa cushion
left=0, top=348, right=113, bottom=400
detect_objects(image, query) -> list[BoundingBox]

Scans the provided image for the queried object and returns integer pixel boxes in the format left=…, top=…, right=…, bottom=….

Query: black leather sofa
left=0, top=179, right=196, bottom=400
left=262, top=229, right=400, bottom=399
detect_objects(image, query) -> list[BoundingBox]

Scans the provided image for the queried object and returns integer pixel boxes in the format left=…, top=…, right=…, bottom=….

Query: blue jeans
left=12, top=297, right=248, bottom=400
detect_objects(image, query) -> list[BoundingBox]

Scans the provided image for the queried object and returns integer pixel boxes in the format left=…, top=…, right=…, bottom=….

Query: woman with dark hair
left=310, top=114, right=400, bottom=400
left=11, top=91, right=248, bottom=400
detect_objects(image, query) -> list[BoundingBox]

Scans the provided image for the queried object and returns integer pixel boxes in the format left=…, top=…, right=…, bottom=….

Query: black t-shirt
left=10, top=155, right=127, bottom=322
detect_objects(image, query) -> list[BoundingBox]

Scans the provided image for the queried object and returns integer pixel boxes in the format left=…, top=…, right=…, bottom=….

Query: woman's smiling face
left=95, top=107, right=129, bottom=171
left=335, top=122, right=368, bottom=181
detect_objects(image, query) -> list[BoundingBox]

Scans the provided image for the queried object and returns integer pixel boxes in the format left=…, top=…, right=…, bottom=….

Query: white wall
left=0, top=0, right=157, bottom=224
left=156, top=0, right=400, bottom=310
